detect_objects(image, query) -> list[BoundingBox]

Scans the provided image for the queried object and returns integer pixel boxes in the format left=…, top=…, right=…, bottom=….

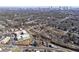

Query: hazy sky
left=0, top=0, right=79, bottom=7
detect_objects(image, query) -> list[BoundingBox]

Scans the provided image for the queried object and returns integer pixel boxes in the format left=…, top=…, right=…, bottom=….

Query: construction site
left=0, top=7, right=79, bottom=52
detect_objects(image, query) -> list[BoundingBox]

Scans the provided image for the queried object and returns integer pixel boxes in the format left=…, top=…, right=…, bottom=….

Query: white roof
left=14, top=30, right=30, bottom=40
left=14, top=30, right=28, bottom=34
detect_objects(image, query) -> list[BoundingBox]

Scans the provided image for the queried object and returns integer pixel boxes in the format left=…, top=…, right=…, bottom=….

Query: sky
left=0, top=0, right=79, bottom=7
